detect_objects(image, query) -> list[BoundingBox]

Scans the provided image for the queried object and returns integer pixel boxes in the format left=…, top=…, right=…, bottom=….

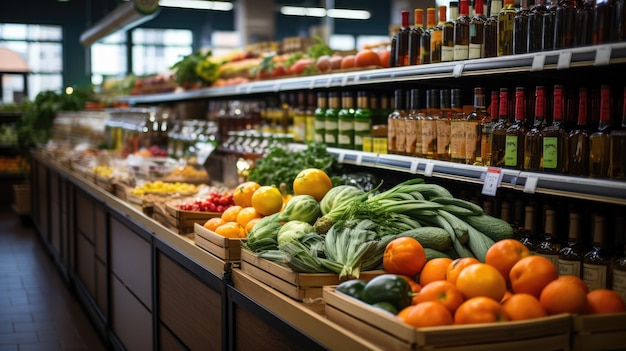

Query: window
left=132, top=28, right=193, bottom=75
left=0, top=24, right=63, bottom=102
left=210, top=31, right=240, bottom=59
left=90, top=32, right=127, bottom=86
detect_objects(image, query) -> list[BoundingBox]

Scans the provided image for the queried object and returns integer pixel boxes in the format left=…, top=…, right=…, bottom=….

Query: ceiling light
left=327, top=9, right=370, bottom=20
left=279, top=6, right=370, bottom=20
left=80, top=1, right=159, bottom=46
left=158, top=0, right=233, bottom=11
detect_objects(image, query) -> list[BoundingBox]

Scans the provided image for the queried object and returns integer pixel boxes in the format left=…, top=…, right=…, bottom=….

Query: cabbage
left=277, top=195, right=321, bottom=224
left=277, top=221, right=313, bottom=246
left=320, top=185, right=365, bottom=215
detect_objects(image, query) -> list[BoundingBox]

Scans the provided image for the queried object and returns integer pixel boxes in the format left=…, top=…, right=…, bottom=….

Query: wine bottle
left=505, top=87, right=528, bottom=169
left=421, top=8, right=436, bottom=65
left=396, top=11, right=411, bottom=66
left=542, top=85, right=567, bottom=173
left=324, top=92, right=340, bottom=148
left=524, top=86, right=546, bottom=171
left=430, top=6, right=447, bottom=63
left=314, top=92, right=327, bottom=143
left=484, top=0, right=502, bottom=58
left=536, top=208, right=561, bottom=269
left=465, top=87, right=490, bottom=165
left=583, top=214, right=611, bottom=291
left=423, top=89, right=439, bottom=159
left=492, top=88, right=510, bottom=167
left=409, top=8, right=426, bottom=65
left=387, top=90, right=404, bottom=154
left=354, top=91, right=372, bottom=152
left=589, top=85, right=612, bottom=178
left=609, top=86, right=626, bottom=179
left=575, top=0, right=594, bottom=47
left=542, top=0, right=559, bottom=51
left=497, top=0, right=517, bottom=56
left=568, top=87, right=590, bottom=176
left=593, top=0, right=610, bottom=45
left=558, top=211, right=584, bottom=277
left=553, top=0, right=577, bottom=49
left=405, top=89, right=422, bottom=156
left=528, top=0, right=548, bottom=53
left=338, top=92, right=356, bottom=150
left=437, top=89, right=452, bottom=160
left=442, top=2, right=460, bottom=62
left=450, top=89, right=467, bottom=163
left=469, top=0, right=487, bottom=59
left=519, top=204, right=539, bottom=253
left=513, top=0, right=530, bottom=54
left=454, top=0, right=472, bottom=61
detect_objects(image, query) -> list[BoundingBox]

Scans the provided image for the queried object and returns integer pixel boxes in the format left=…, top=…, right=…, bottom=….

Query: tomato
left=292, top=168, right=333, bottom=202
left=383, top=237, right=426, bottom=278
left=251, top=185, right=284, bottom=216
left=354, top=50, right=380, bottom=68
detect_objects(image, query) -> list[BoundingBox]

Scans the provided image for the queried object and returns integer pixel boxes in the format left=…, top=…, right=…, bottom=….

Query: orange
left=233, top=181, right=261, bottom=207
left=509, top=255, right=558, bottom=298
left=383, top=237, right=427, bottom=278
left=419, top=257, right=453, bottom=286
left=485, top=239, right=531, bottom=283
left=455, top=263, right=507, bottom=302
left=203, top=217, right=226, bottom=232
left=539, top=277, right=588, bottom=315
left=446, top=257, right=480, bottom=285
left=377, top=49, right=391, bottom=68
left=245, top=217, right=262, bottom=234
left=501, top=290, right=513, bottom=303
left=397, top=301, right=454, bottom=328
left=236, top=207, right=261, bottom=228
left=502, top=293, right=547, bottom=321
left=340, top=55, right=356, bottom=70
left=292, top=168, right=333, bottom=202
left=454, top=297, right=509, bottom=325
left=214, top=222, right=246, bottom=239
left=221, top=205, right=243, bottom=223
left=251, top=186, right=284, bottom=216
left=557, top=275, right=589, bottom=294
left=586, top=289, right=626, bottom=314
left=415, top=280, right=465, bottom=314
left=355, top=50, right=381, bottom=68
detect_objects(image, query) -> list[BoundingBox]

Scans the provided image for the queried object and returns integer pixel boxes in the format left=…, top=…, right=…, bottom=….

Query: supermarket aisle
left=0, top=209, right=109, bottom=351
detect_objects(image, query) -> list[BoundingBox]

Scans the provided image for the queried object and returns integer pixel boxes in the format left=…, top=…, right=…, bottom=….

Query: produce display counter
left=30, top=151, right=378, bottom=351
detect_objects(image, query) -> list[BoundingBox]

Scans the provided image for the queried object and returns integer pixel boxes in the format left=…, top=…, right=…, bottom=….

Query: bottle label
left=436, top=119, right=451, bottom=156
left=422, top=120, right=437, bottom=154
left=543, top=136, right=558, bottom=169
left=354, top=120, right=371, bottom=133
left=465, top=121, right=480, bottom=163
left=442, top=46, right=454, bottom=62
left=505, top=135, right=519, bottom=167
left=558, top=259, right=581, bottom=277
left=469, top=43, right=482, bottom=59
left=293, top=115, right=306, bottom=142
left=454, top=44, right=469, bottom=61
left=305, top=115, right=315, bottom=142
left=396, top=119, right=407, bottom=153
left=613, top=269, right=626, bottom=302
left=537, top=254, right=560, bottom=270
left=583, top=263, right=608, bottom=291
left=406, top=119, right=418, bottom=155
left=338, top=119, right=354, bottom=147
left=325, top=120, right=338, bottom=145
left=388, top=118, right=396, bottom=152
left=450, top=121, right=466, bottom=159
left=338, top=133, right=352, bottom=147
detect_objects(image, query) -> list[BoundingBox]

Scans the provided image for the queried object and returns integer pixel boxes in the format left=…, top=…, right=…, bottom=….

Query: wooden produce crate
left=95, top=174, right=114, bottom=193
left=165, top=202, right=221, bottom=231
left=126, top=190, right=154, bottom=216
left=323, top=286, right=572, bottom=351
left=151, top=201, right=193, bottom=236
left=194, top=223, right=244, bottom=262
left=240, top=249, right=383, bottom=301
left=571, top=313, right=626, bottom=351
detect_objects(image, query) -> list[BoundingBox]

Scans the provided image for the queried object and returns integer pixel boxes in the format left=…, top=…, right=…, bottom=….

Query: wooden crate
left=323, top=286, right=572, bottom=351
left=165, top=203, right=221, bottom=228
left=571, top=313, right=626, bottom=351
left=240, top=249, right=383, bottom=301
left=151, top=202, right=194, bottom=235
left=126, top=190, right=154, bottom=216
left=194, top=223, right=244, bottom=262
left=95, top=175, right=114, bottom=193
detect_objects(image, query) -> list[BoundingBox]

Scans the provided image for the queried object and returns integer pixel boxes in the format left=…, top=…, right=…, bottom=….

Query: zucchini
left=463, top=214, right=515, bottom=241
left=424, top=248, right=452, bottom=261
left=405, top=183, right=454, bottom=200
left=430, top=197, right=484, bottom=216
left=396, top=227, right=452, bottom=251
left=465, top=225, right=496, bottom=262
left=437, top=210, right=469, bottom=244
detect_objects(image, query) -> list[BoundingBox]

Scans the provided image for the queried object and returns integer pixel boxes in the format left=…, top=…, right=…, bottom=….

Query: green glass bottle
left=324, top=92, right=340, bottom=148
left=354, top=91, right=373, bottom=152
left=314, top=92, right=327, bottom=143
left=338, top=92, right=356, bottom=150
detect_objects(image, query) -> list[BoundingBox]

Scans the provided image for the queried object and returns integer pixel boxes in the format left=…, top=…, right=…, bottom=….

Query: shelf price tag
left=453, top=63, right=465, bottom=78
left=524, top=175, right=539, bottom=194
left=410, top=160, right=419, bottom=173
left=594, top=46, right=612, bottom=66
left=338, top=152, right=346, bottom=163
left=557, top=51, right=572, bottom=70
left=531, top=54, right=546, bottom=71
left=355, top=153, right=363, bottom=165
left=424, top=162, right=435, bottom=177
left=481, top=167, right=503, bottom=196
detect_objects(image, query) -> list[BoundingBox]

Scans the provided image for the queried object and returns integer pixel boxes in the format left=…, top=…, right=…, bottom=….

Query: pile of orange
left=383, top=238, right=626, bottom=328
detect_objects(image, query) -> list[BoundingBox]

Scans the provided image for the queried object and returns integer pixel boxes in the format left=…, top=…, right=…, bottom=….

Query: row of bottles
left=391, top=0, right=626, bottom=67
left=498, top=198, right=626, bottom=299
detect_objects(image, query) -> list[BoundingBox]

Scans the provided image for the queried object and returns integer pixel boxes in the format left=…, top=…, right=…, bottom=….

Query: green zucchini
left=463, top=214, right=515, bottom=241
left=396, top=227, right=452, bottom=251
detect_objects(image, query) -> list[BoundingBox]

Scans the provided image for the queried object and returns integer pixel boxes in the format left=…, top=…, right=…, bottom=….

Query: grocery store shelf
left=119, top=42, right=626, bottom=105
left=290, top=144, right=626, bottom=205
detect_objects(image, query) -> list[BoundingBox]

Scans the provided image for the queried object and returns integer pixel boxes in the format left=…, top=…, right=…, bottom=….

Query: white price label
left=557, top=51, right=572, bottom=70
left=453, top=63, right=465, bottom=78
left=594, top=46, right=612, bottom=66
left=410, top=160, right=419, bottom=173
left=355, top=154, right=363, bottom=165
left=481, top=167, right=503, bottom=196
left=531, top=54, right=546, bottom=71
left=338, top=153, right=345, bottom=163
left=424, top=162, right=435, bottom=177
left=524, top=175, right=539, bottom=194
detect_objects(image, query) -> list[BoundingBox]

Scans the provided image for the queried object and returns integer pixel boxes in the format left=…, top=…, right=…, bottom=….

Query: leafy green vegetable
left=306, top=37, right=333, bottom=60
left=171, top=50, right=217, bottom=87
left=277, top=220, right=314, bottom=246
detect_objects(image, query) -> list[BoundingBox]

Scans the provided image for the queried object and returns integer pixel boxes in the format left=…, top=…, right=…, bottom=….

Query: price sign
left=594, top=46, right=612, bottom=66
left=557, top=51, right=572, bottom=70
left=424, top=162, right=435, bottom=177
left=481, top=167, right=503, bottom=196
left=531, top=54, right=546, bottom=71
left=410, top=160, right=419, bottom=173
left=524, top=175, right=539, bottom=194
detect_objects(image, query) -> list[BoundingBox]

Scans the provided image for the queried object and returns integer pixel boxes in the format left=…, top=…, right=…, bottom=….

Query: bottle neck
left=474, top=91, right=487, bottom=110
left=328, top=96, right=339, bottom=109
left=415, top=9, right=424, bottom=27
left=534, top=87, right=545, bottom=122
left=499, top=90, right=509, bottom=121
left=578, top=89, right=588, bottom=125
left=449, top=5, right=460, bottom=20
left=599, top=86, right=611, bottom=126
left=520, top=0, right=530, bottom=10
left=438, top=6, right=447, bottom=25
left=357, top=95, right=368, bottom=109
left=459, top=0, right=470, bottom=16
left=592, top=215, right=606, bottom=247
left=568, top=213, right=580, bottom=241
left=544, top=209, right=556, bottom=238
left=553, top=87, right=564, bottom=123
left=317, top=97, right=326, bottom=109
left=475, top=0, right=485, bottom=15
left=427, top=8, right=437, bottom=27
left=490, top=0, right=503, bottom=16
left=515, top=89, right=526, bottom=122
left=524, top=206, right=536, bottom=232
left=490, top=92, right=499, bottom=117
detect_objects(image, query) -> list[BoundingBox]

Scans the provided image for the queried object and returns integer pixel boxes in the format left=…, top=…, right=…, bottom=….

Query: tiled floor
left=0, top=209, right=109, bottom=351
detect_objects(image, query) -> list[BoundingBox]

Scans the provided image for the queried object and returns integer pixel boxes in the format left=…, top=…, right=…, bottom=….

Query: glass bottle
left=575, top=0, right=594, bottom=47
left=390, top=34, right=398, bottom=67
left=524, top=86, right=546, bottom=171
left=396, top=11, right=411, bottom=66
left=536, top=208, right=561, bottom=270
left=593, top=0, right=610, bottom=45
left=568, top=88, right=591, bottom=176
left=324, top=92, right=340, bottom=148
left=292, top=92, right=307, bottom=143
left=492, top=88, right=510, bottom=167
left=484, top=0, right=502, bottom=57
left=466, top=87, right=490, bottom=165
left=423, top=89, right=439, bottom=159
left=354, top=91, right=372, bottom=152
left=314, top=92, right=327, bottom=143
left=454, top=0, right=472, bottom=61
left=542, top=0, right=559, bottom=51
left=542, top=85, right=567, bottom=173
left=518, top=204, right=539, bottom=253
left=497, top=0, right=517, bottom=56
left=583, top=214, right=611, bottom=291
left=469, top=0, right=487, bottom=59
left=305, top=92, right=316, bottom=143
left=437, top=89, right=452, bottom=161
left=405, top=89, right=422, bottom=156
left=553, top=0, right=577, bottom=49
left=589, top=85, right=612, bottom=178
left=450, top=89, right=467, bottom=163
left=528, top=0, right=548, bottom=53
left=610, top=0, right=625, bottom=42
left=421, top=8, right=436, bottom=65
left=613, top=216, right=626, bottom=300
left=609, top=87, right=626, bottom=180
left=409, top=8, right=426, bottom=65
left=513, top=0, right=531, bottom=54
left=443, top=2, right=460, bottom=62
left=505, top=87, right=528, bottom=169
left=338, top=92, right=355, bottom=150
left=430, top=6, right=447, bottom=63
left=388, top=89, right=406, bottom=154
left=558, top=212, right=584, bottom=278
